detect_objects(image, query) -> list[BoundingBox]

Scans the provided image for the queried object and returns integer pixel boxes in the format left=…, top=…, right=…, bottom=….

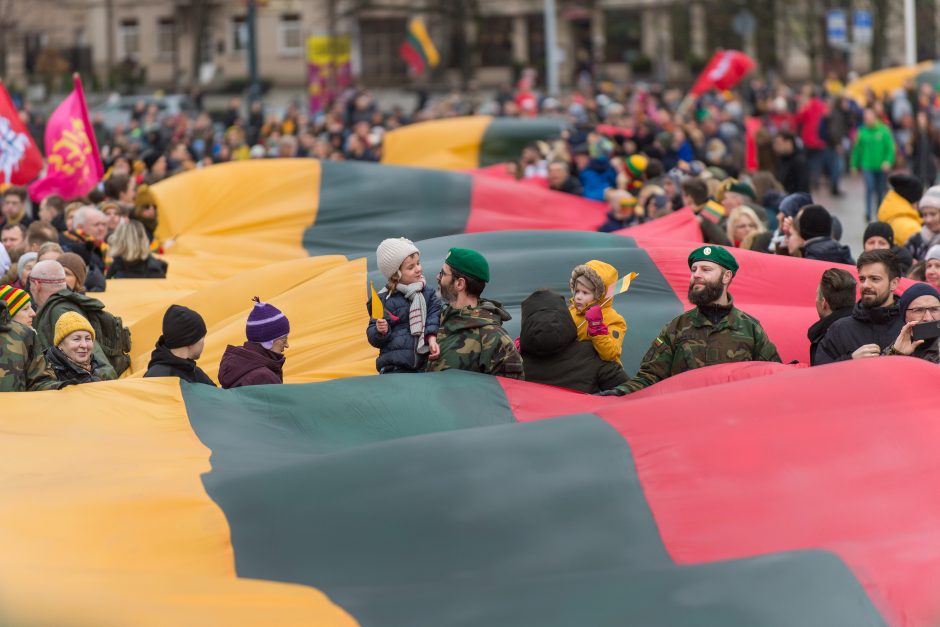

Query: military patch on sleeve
left=654, top=336, right=664, bottom=347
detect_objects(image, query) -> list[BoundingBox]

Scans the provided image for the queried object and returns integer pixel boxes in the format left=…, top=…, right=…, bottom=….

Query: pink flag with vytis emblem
left=690, top=50, right=756, bottom=96
left=28, top=74, right=103, bottom=202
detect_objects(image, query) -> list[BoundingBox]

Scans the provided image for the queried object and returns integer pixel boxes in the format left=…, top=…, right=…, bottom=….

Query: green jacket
left=851, top=122, right=896, bottom=172
left=0, top=301, right=60, bottom=392
left=617, top=297, right=780, bottom=394
left=33, top=290, right=118, bottom=381
left=428, top=299, right=524, bottom=380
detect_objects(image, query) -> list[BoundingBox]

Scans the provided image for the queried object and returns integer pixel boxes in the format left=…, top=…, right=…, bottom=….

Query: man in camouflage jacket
left=0, top=300, right=60, bottom=392
left=427, top=247, right=524, bottom=380
left=605, top=245, right=780, bottom=395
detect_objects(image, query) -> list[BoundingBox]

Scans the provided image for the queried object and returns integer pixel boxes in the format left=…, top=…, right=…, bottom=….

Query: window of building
left=526, top=14, right=545, bottom=71
left=670, top=5, right=690, bottom=64
left=157, top=18, right=176, bottom=60
left=604, top=9, right=642, bottom=64
left=278, top=14, right=302, bottom=55
left=118, top=18, right=139, bottom=60
left=232, top=16, right=248, bottom=53
left=359, top=17, right=407, bottom=82
left=479, top=16, right=513, bottom=67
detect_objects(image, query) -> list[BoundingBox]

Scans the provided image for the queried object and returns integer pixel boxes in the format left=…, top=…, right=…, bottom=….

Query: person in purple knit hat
left=218, top=296, right=291, bottom=388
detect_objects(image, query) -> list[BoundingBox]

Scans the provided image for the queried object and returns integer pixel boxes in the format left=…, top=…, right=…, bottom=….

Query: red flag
left=28, top=74, right=103, bottom=202
left=690, top=50, right=756, bottom=96
left=0, top=81, right=43, bottom=185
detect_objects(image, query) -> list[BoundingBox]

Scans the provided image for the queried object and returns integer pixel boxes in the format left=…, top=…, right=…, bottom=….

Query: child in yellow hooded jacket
left=568, top=260, right=626, bottom=363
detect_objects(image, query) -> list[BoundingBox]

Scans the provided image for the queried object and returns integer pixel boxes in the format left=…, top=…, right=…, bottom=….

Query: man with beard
left=815, top=249, right=904, bottom=364
left=426, top=247, right=524, bottom=379
left=600, top=245, right=780, bottom=395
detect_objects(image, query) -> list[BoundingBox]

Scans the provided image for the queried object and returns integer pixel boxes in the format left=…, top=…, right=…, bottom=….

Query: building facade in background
left=0, top=0, right=937, bottom=93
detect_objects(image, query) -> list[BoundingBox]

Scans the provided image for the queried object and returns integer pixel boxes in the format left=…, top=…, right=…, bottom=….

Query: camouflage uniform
left=427, top=299, right=524, bottom=380
left=0, top=301, right=60, bottom=392
left=33, top=290, right=118, bottom=380
left=616, top=296, right=780, bottom=394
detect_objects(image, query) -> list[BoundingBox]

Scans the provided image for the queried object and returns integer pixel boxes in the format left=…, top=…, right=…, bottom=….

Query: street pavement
left=813, top=172, right=868, bottom=257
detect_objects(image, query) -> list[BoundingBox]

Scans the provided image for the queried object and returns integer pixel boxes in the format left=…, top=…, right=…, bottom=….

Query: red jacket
left=796, top=98, right=827, bottom=151
left=218, top=342, right=284, bottom=388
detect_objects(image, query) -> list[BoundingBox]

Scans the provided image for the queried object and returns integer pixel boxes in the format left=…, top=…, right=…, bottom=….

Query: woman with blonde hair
left=727, top=206, right=768, bottom=249
left=106, top=220, right=168, bottom=279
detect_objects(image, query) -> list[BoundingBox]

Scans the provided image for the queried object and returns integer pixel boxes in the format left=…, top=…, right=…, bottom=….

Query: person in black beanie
left=143, top=304, right=216, bottom=385
left=863, top=221, right=914, bottom=275
left=788, top=204, right=854, bottom=264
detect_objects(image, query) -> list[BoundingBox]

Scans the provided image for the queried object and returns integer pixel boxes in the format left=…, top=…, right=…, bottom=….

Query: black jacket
left=519, top=289, right=627, bottom=393
left=107, top=255, right=168, bottom=279
left=801, top=237, right=855, bottom=264
left=43, top=346, right=107, bottom=385
left=550, top=175, right=583, bottom=196
left=366, top=284, right=442, bottom=373
left=144, top=339, right=217, bottom=385
left=815, top=299, right=904, bottom=364
left=776, top=151, right=810, bottom=194
left=807, top=306, right=854, bottom=365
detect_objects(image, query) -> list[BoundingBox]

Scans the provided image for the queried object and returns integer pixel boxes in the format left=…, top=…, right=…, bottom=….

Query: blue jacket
left=366, top=285, right=442, bottom=372
left=579, top=158, right=618, bottom=201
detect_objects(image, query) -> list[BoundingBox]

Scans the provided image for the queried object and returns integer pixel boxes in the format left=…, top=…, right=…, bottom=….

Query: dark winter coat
left=107, top=255, right=168, bottom=279
left=59, top=230, right=107, bottom=292
left=597, top=210, right=637, bottom=233
left=366, top=284, right=442, bottom=373
left=891, top=245, right=914, bottom=276
left=801, top=237, right=855, bottom=264
left=43, top=346, right=108, bottom=385
left=807, top=306, right=854, bottom=365
left=776, top=151, right=810, bottom=194
left=520, top=290, right=627, bottom=393
left=905, top=228, right=940, bottom=261
left=550, top=175, right=583, bottom=196
left=815, top=299, right=904, bottom=364
left=218, top=341, right=285, bottom=388
left=144, top=339, right=217, bottom=385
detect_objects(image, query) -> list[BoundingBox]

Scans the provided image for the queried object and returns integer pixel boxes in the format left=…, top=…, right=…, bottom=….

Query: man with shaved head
left=31, top=259, right=119, bottom=379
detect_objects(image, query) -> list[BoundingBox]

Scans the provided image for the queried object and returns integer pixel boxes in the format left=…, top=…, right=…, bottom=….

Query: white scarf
left=396, top=281, right=429, bottom=354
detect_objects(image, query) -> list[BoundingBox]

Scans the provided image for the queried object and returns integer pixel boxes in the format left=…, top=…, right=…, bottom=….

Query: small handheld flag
left=369, top=282, right=384, bottom=320
left=614, top=272, right=639, bottom=295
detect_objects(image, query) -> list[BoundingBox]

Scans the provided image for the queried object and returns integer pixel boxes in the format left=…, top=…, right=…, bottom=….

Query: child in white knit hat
left=367, top=237, right=442, bottom=373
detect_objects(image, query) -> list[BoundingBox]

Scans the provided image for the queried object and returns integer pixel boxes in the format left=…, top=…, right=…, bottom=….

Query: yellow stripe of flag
left=616, top=272, right=638, bottom=294
left=370, top=281, right=384, bottom=320
left=409, top=17, right=440, bottom=68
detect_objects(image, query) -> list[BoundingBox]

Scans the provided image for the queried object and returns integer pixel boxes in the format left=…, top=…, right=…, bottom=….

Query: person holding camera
left=884, top=283, right=940, bottom=363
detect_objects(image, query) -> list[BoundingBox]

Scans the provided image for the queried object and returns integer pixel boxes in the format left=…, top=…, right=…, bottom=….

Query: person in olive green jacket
left=851, top=108, right=897, bottom=222
left=29, top=260, right=119, bottom=380
left=427, top=248, right=524, bottom=380
left=600, top=245, right=780, bottom=396
left=0, top=300, right=60, bottom=392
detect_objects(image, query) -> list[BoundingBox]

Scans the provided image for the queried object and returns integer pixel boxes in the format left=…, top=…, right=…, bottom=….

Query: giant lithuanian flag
left=382, top=116, right=569, bottom=170
left=5, top=156, right=939, bottom=625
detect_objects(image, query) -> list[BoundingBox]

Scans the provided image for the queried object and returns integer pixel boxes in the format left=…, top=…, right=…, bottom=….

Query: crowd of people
left=3, top=73, right=940, bottom=393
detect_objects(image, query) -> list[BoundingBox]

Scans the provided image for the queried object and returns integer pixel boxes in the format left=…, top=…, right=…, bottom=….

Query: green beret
left=688, top=245, right=739, bottom=276
left=727, top=181, right=757, bottom=201
left=445, top=247, right=490, bottom=282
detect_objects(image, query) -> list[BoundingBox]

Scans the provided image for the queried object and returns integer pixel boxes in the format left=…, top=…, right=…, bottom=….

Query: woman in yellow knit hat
left=43, top=312, right=111, bottom=385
